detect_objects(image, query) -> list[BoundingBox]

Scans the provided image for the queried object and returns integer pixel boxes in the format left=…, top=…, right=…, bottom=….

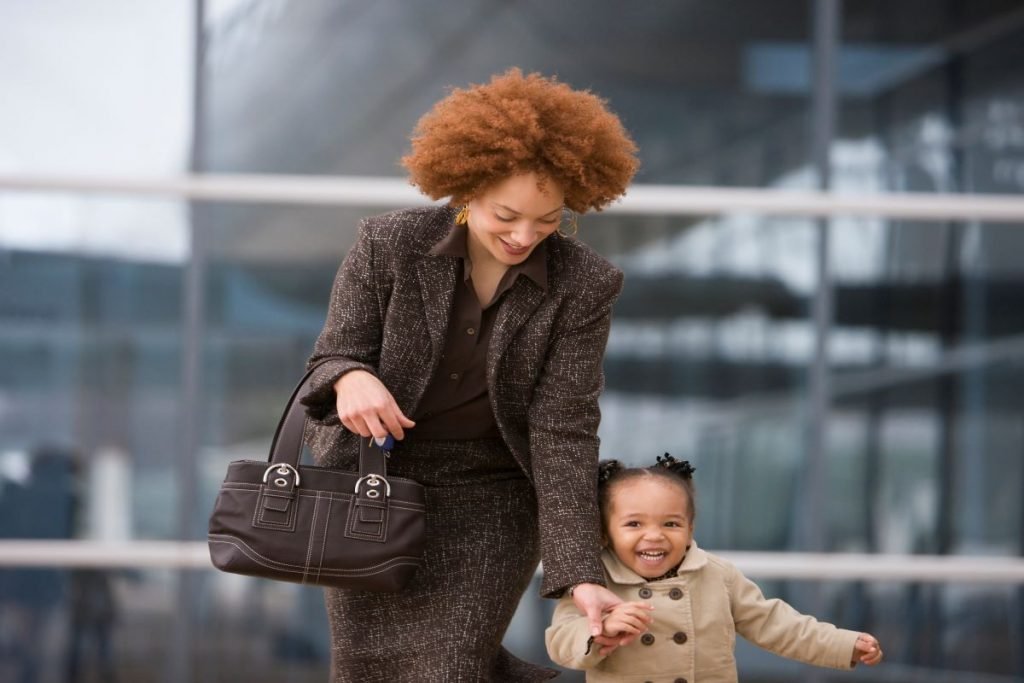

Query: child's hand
left=852, top=632, right=883, bottom=666
left=601, top=601, right=654, bottom=638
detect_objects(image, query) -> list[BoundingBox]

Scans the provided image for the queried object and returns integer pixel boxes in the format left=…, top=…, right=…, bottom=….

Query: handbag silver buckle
left=355, top=474, right=391, bottom=498
left=262, top=463, right=300, bottom=487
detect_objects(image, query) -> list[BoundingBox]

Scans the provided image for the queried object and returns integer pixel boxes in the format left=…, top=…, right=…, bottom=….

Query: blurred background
left=2, top=0, right=1024, bottom=681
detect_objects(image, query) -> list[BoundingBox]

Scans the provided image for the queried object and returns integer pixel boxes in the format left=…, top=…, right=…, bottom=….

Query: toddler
left=545, top=455, right=883, bottom=682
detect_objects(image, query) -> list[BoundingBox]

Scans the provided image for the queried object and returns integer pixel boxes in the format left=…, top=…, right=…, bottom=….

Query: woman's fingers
left=334, top=371, right=415, bottom=440
left=362, top=412, right=390, bottom=441
left=339, top=415, right=362, bottom=437
left=380, top=402, right=415, bottom=441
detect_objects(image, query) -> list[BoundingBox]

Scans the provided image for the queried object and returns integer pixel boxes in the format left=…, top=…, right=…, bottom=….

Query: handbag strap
left=267, top=359, right=389, bottom=480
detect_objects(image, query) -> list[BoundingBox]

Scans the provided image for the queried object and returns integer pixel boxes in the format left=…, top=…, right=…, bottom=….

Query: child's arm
left=727, top=564, right=869, bottom=670
left=545, top=594, right=610, bottom=670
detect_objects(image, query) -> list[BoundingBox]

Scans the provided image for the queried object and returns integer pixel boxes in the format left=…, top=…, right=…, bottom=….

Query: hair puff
left=402, top=68, right=639, bottom=213
left=655, top=453, right=695, bottom=480
left=597, top=459, right=625, bottom=485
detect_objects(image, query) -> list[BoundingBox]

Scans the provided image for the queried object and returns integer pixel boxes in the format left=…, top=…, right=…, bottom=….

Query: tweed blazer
left=301, top=204, right=624, bottom=597
left=546, top=544, right=860, bottom=682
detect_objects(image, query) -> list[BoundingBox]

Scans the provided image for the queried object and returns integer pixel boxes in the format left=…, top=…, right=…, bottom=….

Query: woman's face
left=604, top=476, right=693, bottom=579
left=465, top=171, right=564, bottom=268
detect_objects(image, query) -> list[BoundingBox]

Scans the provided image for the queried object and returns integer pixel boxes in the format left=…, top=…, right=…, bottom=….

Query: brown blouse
left=410, top=225, right=548, bottom=440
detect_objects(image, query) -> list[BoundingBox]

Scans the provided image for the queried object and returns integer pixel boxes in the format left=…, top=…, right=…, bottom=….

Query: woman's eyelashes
left=494, top=212, right=560, bottom=224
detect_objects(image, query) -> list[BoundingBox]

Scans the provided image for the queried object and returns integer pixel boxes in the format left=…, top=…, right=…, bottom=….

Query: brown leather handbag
left=207, top=360, right=426, bottom=592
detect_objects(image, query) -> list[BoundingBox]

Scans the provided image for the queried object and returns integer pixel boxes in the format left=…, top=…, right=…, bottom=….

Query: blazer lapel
left=486, top=277, right=545, bottom=384
left=415, top=255, right=458, bottom=373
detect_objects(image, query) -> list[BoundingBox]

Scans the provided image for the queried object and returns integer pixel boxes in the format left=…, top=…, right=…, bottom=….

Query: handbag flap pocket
left=254, top=487, right=299, bottom=532
left=345, top=497, right=389, bottom=542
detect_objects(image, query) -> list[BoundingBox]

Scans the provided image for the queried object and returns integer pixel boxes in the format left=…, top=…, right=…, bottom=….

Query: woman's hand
left=601, top=601, right=654, bottom=638
left=852, top=632, right=883, bottom=666
left=334, top=370, right=415, bottom=441
left=571, top=583, right=637, bottom=656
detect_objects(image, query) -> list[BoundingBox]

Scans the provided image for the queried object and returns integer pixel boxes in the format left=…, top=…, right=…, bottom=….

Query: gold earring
left=558, top=209, right=578, bottom=237
left=455, top=205, right=470, bottom=225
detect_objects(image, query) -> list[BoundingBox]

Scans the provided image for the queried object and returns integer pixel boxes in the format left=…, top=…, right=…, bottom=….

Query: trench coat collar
left=602, top=540, right=709, bottom=585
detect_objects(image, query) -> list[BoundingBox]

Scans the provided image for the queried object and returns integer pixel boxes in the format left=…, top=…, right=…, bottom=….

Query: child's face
left=604, top=476, right=693, bottom=579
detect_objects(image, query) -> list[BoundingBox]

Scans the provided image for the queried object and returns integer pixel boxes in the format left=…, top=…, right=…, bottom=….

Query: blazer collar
left=428, top=223, right=548, bottom=291
left=414, top=214, right=549, bottom=377
left=602, top=540, right=709, bottom=585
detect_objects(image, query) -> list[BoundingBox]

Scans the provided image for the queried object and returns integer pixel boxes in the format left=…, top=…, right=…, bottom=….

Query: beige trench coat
left=546, top=543, right=860, bottom=682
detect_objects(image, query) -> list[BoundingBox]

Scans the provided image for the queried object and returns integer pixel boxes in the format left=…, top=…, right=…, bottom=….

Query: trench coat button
left=669, top=587, right=684, bottom=600
left=673, top=631, right=688, bottom=644
left=466, top=327, right=476, bottom=335
left=640, top=633, right=655, bottom=646
left=449, top=372, right=459, bottom=380
left=674, top=678, right=687, bottom=683
left=638, top=586, right=652, bottom=599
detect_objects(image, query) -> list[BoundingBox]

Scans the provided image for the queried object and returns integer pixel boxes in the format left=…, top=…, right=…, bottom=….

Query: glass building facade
left=2, top=1, right=1023, bottom=681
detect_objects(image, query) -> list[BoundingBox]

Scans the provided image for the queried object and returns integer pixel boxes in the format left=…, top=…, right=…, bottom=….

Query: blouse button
left=673, top=631, right=688, bottom=644
left=449, top=372, right=459, bottom=380
left=466, top=327, right=476, bottom=335
left=640, top=633, right=655, bottom=646
left=638, top=587, right=652, bottom=599
left=669, top=587, right=684, bottom=600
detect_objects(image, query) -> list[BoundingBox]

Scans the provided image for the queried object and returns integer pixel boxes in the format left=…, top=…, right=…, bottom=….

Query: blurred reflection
left=0, top=447, right=76, bottom=683
left=67, top=569, right=118, bottom=682
left=0, top=447, right=129, bottom=683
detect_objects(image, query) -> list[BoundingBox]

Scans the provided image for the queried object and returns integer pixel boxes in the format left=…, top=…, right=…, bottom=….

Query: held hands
left=852, top=632, right=883, bottom=666
left=334, top=370, right=415, bottom=441
left=602, top=601, right=655, bottom=639
left=571, top=583, right=652, bottom=656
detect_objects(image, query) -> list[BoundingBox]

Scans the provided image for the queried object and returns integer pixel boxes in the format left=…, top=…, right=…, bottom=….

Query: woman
left=300, top=68, right=639, bottom=681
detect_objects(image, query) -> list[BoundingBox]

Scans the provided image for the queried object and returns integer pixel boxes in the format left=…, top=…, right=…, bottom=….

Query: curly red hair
left=402, top=69, right=639, bottom=213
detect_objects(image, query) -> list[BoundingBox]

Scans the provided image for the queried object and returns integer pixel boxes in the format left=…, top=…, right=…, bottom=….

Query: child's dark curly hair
left=598, top=454, right=696, bottom=527
left=401, top=68, right=639, bottom=213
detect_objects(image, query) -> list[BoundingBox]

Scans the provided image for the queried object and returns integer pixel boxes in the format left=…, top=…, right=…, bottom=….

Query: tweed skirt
left=322, top=437, right=555, bottom=682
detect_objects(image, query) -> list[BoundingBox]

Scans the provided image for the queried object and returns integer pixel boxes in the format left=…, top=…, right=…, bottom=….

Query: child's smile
left=604, top=477, right=693, bottom=579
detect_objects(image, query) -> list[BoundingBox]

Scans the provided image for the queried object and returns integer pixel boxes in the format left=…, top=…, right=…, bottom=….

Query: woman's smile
left=498, top=237, right=531, bottom=256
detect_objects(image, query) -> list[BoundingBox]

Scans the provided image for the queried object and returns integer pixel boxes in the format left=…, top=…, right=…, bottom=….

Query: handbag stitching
left=316, top=495, right=332, bottom=584
left=302, top=492, right=322, bottom=584
left=209, top=535, right=421, bottom=575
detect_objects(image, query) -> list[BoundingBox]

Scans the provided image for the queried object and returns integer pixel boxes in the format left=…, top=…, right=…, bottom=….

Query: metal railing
left=1, top=540, right=1023, bottom=584
left=2, top=172, right=1024, bottom=221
